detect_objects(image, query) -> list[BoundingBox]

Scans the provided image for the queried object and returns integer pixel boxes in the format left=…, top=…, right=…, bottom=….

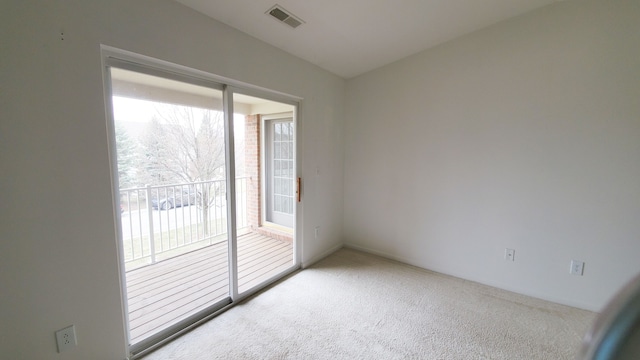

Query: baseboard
left=302, top=242, right=344, bottom=269
left=344, top=242, right=599, bottom=312
left=343, top=243, right=411, bottom=263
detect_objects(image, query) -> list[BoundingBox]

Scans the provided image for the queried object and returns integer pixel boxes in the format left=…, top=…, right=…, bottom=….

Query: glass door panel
left=267, top=119, right=294, bottom=228
left=105, top=54, right=301, bottom=357
left=232, top=93, right=296, bottom=294
left=109, top=67, right=230, bottom=347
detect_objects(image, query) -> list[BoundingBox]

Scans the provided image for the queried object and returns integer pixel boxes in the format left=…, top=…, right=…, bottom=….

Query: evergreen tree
left=115, top=123, right=138, bottom=189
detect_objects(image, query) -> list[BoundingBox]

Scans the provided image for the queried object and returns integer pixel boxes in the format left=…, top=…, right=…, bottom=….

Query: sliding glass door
left=103, top=53, right=299, bottom=357
left=232, top=94, right=296, bottom=295
left=108, top=67, right=232, bottom=352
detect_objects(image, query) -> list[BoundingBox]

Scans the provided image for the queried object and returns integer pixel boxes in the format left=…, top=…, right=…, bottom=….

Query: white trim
left=293, top=103, right=302, bottom=267
left=223, top=86, right=239, bottom=301
left=263, top=116, right=295, bottom=227
left=261, top=112, right=294, bottom=121
left=260, top=115, right=267, bottom=226
left=225, top=88, right=301, bottom=269
left=343, top=242, right=599, bottom=311
left=301, top=243, right=344, bottom=269
left=227, top=85, right=300, bottom=107
left=101, top=57, right=132, bottom=356
left=101, top=45, right=306, bottom=355
left=101, top=45, right=301, bottom=103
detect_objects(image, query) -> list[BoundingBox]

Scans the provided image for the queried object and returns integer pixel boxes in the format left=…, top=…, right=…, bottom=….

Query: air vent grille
left=266, top=5, right=304, bottom=29
left=283, top=17, right=302, bottom=28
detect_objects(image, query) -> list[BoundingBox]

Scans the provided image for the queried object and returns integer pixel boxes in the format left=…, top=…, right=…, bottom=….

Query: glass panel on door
left=232, top=94, right=296, bottom=294
left=106, top=56, right=301, bottom=357
left=267, top=120, right=295, bottom=228
left=109, top=67, right=230, bottom=346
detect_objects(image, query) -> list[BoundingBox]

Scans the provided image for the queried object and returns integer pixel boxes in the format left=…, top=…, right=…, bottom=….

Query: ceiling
left=175, top=0, right=560, bottom=79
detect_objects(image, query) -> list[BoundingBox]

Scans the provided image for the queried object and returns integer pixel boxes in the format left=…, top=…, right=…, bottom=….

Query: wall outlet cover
left=55, top=325, right=77, bottom=353
left=570, top=260, right=585, bottom=276
left=505, top=248, right=515, bottom=261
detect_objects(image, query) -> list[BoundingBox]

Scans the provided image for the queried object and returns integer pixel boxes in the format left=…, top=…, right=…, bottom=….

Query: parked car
left=151, top=190, right=197, bottom=210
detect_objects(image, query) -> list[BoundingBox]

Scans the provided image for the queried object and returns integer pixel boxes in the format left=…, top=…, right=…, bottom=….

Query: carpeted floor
left=142, top=248, right=596, bottom=359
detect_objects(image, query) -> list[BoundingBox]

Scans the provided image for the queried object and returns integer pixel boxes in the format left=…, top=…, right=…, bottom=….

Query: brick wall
left=245, top=115, right=261, bottom=231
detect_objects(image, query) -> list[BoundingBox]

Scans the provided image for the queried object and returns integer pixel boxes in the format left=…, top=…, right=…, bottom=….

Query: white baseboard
left=302, top=242, right=344, bottom=268
left=343, top=243, right=410, bottom=263
left=344, top=242, right=599, bottom=312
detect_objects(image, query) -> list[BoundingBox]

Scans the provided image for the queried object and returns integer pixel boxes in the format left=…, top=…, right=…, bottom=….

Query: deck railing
left=119, top=177, right=248, bottom=270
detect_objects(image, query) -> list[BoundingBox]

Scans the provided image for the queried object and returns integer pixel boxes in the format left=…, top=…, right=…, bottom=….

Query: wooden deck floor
left=126, top=231, right=294, bottom=344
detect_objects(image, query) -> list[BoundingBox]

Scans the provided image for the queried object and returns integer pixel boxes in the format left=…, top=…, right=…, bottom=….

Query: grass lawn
left=123, top=218, right=228, bottom=271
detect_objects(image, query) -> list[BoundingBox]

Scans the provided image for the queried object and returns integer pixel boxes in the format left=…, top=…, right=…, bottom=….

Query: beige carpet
left=142, top=248, right=596, bottom=359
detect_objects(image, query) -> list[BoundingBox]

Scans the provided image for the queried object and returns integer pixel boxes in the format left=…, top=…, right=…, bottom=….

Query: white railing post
left=146, top=184, right=156, bottom=265
left=121, top=179, right=252, bottom=268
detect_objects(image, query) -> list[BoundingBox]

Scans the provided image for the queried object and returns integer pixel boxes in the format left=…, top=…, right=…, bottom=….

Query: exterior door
left=107, top=65, right=232, bottom=353
left=265, top=118, right=294, bottom=229
left=104, top=48, right=300, bottom=358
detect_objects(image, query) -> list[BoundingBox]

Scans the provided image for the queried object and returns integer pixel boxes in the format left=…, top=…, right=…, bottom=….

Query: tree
left=115, top=123, right=138, bottom=189
left=140, top=104, right=227, bottom=236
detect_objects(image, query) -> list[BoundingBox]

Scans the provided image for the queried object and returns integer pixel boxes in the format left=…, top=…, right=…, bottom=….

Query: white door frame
left=101, top=45, right=302, bottom=359
left=261, top=113, right=295, bottom=230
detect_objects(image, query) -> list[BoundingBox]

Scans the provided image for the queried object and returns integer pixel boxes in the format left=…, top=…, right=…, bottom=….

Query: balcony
left=119, top=178, right=294, bottom=343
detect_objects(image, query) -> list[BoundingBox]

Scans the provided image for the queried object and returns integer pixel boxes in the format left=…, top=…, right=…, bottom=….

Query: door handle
left=296, top=177, right=301, bottom=202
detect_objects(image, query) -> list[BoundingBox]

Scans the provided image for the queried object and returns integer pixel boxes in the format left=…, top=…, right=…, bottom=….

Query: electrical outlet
left=505, top=248, right=515, bottom=261
left=570, top=260, right=584, bottom=276
left=314, top=226, right=319, bottom=239
left=55, top=325, right=77, bottom=353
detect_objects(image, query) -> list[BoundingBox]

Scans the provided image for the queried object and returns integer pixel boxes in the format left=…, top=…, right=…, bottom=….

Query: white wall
left=344, top=0, right=640, bottom=312
left=0, top=1, right=344, bottom=358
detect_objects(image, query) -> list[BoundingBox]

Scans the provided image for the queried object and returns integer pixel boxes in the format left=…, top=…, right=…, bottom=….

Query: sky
left=111, top=95, right=247, bottom=180
left=112, top=96, right=245, bottom=140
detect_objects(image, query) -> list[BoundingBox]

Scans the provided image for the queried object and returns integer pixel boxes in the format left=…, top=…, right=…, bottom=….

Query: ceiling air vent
left=266, top=5, right=304, bottom=29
